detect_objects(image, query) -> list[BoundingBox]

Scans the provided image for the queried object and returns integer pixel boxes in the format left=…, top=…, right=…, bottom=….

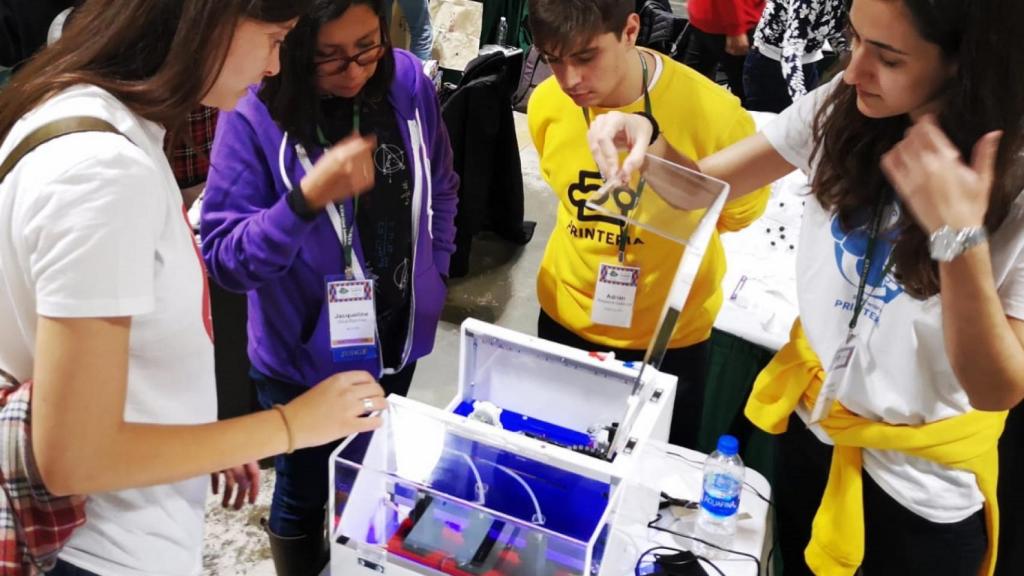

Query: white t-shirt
left=762, top=75, right=1024, bottom=524
left=0, top=86, right=217, bottom=575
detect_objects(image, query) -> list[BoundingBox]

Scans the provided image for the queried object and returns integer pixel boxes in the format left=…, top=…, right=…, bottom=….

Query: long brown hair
left=811, top=0, right=1024, bottom=298
left=0, top=0, right=311, bottom=146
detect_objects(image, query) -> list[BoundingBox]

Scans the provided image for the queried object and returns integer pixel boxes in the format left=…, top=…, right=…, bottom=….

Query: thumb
left=971, top=130, right=1002, bottom=191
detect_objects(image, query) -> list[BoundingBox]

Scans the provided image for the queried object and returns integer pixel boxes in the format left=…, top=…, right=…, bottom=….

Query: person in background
left=0, top=0, right=392, bottom=574
left=683, top=0, right=765, bottom=103
left=201, top=0, right=458, bottom=572
left=384, top=0, right=433, bottom=60
left=526, top=0, right=770, bottom=450
left=742, top=0, right=848, bottom=112
left=589, top=0, right=1024, bottom=573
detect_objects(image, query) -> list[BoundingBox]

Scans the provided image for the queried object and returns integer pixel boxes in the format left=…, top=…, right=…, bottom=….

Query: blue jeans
left=384, top=0, right=433, bottom=60
left=742, top=48, right=820, bottom=113
left=254, top=364, right=416, bottom=537
left=47, top=560, right=100, bottom=576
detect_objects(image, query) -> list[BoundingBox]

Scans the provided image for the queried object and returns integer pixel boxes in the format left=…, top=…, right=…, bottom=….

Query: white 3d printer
left=328, top=156, right=732, bottom=576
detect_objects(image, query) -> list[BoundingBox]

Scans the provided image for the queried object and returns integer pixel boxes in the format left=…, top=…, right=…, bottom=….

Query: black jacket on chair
left=441, top=48, right=534, bottom=278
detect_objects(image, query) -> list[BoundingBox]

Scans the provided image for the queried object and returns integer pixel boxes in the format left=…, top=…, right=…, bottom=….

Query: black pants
left=996, top=403, right=1024, bottom=575
left=537, top=310, right=709, bottom=449
left=46, top=560, right=100, bottom=576
left=742, top=48, right=820, bottom=113
left=776, top=415, right=988, bottom=576
left=682, top=27, right=755, bottom=103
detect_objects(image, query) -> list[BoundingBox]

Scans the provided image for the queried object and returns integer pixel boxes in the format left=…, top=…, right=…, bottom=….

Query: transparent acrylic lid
left=586, top=153, right=729, bottom=246
left=332, top=397, right=621, bottom=575
left=586, top=154, right=730, bottom=444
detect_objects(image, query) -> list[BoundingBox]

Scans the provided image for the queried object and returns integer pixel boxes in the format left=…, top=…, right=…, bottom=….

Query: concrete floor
left=202, top=113, right=556, bottom=575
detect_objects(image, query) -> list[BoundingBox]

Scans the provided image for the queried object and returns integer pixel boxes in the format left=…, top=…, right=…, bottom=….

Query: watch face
left=930, top=229, right=959, bottom=261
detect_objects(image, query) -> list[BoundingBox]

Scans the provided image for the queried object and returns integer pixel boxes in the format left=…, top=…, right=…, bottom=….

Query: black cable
left=663, top=448, right=778, bottom=574
left=634, top=545, right=727, bottom=576
left=664, top=449, right=773, bottom=507
left=647, top=512, right=762, bottom=574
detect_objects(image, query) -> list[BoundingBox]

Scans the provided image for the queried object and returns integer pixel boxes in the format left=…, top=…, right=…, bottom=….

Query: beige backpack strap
left=0, top=116, right=124, bottom=183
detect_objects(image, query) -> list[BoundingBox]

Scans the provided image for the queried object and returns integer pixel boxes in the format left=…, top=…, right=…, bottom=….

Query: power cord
left=646, top=512, right=761, bottom=574
left=634, top=545, right=726, bottom=576
left=664, top=450, right=772, bottom=506
left=664, top=449, right=777, bottom=574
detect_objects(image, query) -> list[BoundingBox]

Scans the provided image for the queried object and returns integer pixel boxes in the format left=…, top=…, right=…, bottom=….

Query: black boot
left=262, top=518, right=328, bottom=576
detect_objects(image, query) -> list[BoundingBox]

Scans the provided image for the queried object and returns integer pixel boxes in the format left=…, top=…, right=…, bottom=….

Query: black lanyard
left=582, top=50, right=652, bottom=264
left=317, top=100, right=362, bottom=277
left=849, top=200, right=895, bottom=332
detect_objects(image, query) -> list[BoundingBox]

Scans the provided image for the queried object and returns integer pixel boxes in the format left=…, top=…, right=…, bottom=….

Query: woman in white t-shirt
left=0, top=1, right=393, bottom=575
left=586, top=0, right=1024, bottom=574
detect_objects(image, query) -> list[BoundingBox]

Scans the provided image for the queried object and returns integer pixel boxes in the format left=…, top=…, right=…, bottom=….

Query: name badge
left=809, top=336, right=858, bottom=423
left=326, top=276, right=378, bottom=363
left=591, top=263, right=641, bottom=328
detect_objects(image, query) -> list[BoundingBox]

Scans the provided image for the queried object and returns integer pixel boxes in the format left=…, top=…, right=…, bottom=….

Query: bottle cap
left=717, top=435, right=739, bottom=456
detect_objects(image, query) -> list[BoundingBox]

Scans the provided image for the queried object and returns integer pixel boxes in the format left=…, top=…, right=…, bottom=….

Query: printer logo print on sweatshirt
left=568, top=170, right=634, bottom=226
left=830, top=214, right=903, bottom=306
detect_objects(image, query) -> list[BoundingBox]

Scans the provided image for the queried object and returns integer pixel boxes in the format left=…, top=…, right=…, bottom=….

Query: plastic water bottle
left=694, top=435, right=744, bottom=558
left=496, top=16, right=509, bottom=47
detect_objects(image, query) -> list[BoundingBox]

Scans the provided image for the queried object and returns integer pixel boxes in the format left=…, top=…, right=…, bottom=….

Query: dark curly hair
left=811, top=0, right=1024, bottom=298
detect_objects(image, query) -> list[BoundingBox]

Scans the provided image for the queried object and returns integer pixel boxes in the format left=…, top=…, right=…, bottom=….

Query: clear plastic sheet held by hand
left=587, top=154, right=730, bottom=453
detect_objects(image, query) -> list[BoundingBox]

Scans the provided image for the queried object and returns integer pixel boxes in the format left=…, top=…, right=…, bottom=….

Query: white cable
left=495, top=464, right=545, bottom=525
left=443, top=448, right=486, bottom=505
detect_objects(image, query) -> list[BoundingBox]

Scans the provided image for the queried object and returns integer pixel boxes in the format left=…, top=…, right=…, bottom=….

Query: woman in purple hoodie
left=201, top=0, right=458, bottom=572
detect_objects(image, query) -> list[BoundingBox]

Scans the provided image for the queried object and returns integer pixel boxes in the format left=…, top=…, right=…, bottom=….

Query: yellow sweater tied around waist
left=744, top=320, right=1006, bottom=576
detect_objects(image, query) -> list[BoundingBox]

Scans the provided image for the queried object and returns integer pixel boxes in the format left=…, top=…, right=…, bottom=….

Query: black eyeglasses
left=314, top=44, right=388, bottom=77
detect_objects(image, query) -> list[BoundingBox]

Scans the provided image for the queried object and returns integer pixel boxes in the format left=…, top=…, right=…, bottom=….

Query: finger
left=620, top=133, right=651, bottom=182
left=971, top=130, right=1003, bottom=193
left=233, top=473, right=248, bottom=510
left=591, top=121, right=623, bottom=181
left=211, top=472, right=220, bottom=495
left=338, top=370, right=377, bottom=386
left=588, top=130, right=616, bottom=181
left=914, top=114, right=961, bottom=160
left=222, top=473, right=236, bottom=508
left=346, top=377, right=386, bottom=396
left=246, top=464, right=261, bottom=504
left=351, top=395, right=388, bottom=417
left=880, top=149, right=911, bottom=194
left=351, top=414, right=385, bottom=433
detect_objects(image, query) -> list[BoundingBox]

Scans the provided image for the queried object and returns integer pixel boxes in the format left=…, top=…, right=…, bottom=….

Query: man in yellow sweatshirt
left=527, top=0, right=770, bottom=448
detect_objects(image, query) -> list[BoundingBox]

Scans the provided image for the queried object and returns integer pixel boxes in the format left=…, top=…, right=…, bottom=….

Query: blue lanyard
left=582, top=50, right=652, bottom=263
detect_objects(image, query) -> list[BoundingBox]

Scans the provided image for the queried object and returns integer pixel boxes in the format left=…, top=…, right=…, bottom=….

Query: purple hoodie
left=201, top=49, right=458, bottom=387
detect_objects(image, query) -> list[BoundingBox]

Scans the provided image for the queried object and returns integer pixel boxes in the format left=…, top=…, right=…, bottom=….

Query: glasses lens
left=354, top=45, right=386, bottom=66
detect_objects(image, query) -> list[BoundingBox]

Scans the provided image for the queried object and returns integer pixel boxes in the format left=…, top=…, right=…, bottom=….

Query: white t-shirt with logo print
left=762, top=75, right=1024, bottom=524
left=0, top=86, right=216, bottom=575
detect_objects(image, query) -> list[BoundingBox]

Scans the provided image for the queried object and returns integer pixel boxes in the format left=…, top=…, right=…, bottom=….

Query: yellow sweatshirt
left=527, top=50, right=770, bottom=350
left=745, top=319, right=1005, bottom=576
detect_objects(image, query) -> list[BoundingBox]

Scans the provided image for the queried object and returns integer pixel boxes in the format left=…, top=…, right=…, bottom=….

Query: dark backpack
left=511, top=44, right=553, bottom=114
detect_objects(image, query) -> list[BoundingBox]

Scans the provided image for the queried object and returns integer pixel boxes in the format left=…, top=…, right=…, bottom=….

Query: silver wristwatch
left=928, top=225, right=988, bottom=262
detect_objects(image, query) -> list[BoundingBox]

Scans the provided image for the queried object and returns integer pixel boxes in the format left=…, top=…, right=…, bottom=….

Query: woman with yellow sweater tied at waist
left=526, top=0, right=770, bottom=450
left=585, top=0, right=1024, bottom=574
